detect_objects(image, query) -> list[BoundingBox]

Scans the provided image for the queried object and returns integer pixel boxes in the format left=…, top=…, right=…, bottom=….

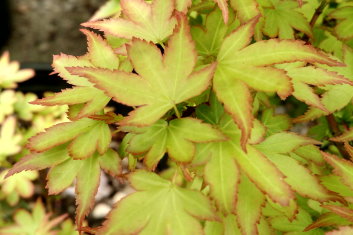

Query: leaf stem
left=173, top=104, right=181, bottom=118
left=300, top=0, right=350, bottom=160
left=301, top=0, right=328, bottom=42
left=309, top=0, right=329, bottom=28
left=326, top=114, right=351, bottom=160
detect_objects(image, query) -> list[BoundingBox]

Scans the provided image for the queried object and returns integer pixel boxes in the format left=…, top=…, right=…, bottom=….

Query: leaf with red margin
left=214, top=16, right=342, bottom=148
left=263, top=198, right=298, bottom=220
left=236, top=173, right=265, bottom=235
left=262, top=0, right=312, bottom=39
left=294, top=84, right=353, bottom=122
left=68, top=120, right=111, bottom=159
left=191, top=8, right=232, bottom=57
left=96, top=170, right=216, bottom=235
left=27, top=118, right=111, bottom=160
left=33, top=30, right=116, bottom=119
left=82, top=0, right=177, bottom=43
left=46, top=158, right=83, bottom=194
left=199, top=114, right=293, bottom=207
left=7, top=148, right=121, bottom=229
left=75, top=154, right=101, bottom=229
left=329, top=6, right=353, bottom=41
left=71, top=16, right=216, bottom=126
left=322, top=205, right=353, bottom=222
left=266, top=153, right=338, bottom=202
left=230, top=0, right=260, bottom=24
left=321, top=175, right=353, bottom=198
left=323, top=152, right=353, bottom=191
left=294, top=145, right=325, bottom=165
left=223, top=214, right=242, bottom=234
left=284, top=66, right=353, bottom=111
left=213, top=0, right=229, bottom=23
left=304, top=212, right=351, bottom=231
left=99, top=149, right=121, bottom=177
left=255, top=132, right=320, bottom=155
left=6, top=145, right=69, bottom=178
left=248, top=119, right=266, bottom=145
left=234, top=145, right=294, bottom=206
left=127, top=118, right=225, bottom=170
left=331, top=128, right=353, bottom=142
left=270, top=208, right=313, bottom=232
left=204, top=144, right=239, bottom=214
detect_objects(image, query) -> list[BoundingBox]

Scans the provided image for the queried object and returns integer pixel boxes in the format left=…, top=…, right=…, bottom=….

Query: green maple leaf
left=70, top=16, right=216, bottom=126
left=329, top=6, right=353, bottom=41
left=126, top=117, right=225, bottom=170
left=27, top=117, right=111, bottom=160
left=191, top=8, right=235, bottom=58
left=96, top=170, right=216, bottom=235
left=193, top=114, right=294, bottom=216
left=82, top=0, right=177, bottom=43
left=260, top=109, right=291, bottom=136
left=323, top=152, right=353, bottom=192
left=6, top=146, right=121, bottom=229
left=230, top=0, right=260, bottom=24
left=213, top=0, right=229, bottom=23
left=213, top=16, right=342, bottom=147
left=294, top=47, right=353, bottom=122
left=262, top=0, right=312, bottom=39
left=32, top=30, right=117, bottom=119
left=236, top=174, right=265, bottom=235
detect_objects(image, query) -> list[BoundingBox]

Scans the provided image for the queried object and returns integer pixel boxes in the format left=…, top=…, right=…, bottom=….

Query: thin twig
left=301, top=0, right=329, bottom=42
left=309, top=0, right=329, bottom=27
left=326, top=114, right=351, bottom=159
left=301, top=0, right=350, bottom=159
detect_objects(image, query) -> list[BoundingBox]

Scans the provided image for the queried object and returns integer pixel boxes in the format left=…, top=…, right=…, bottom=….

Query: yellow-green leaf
left=96, top=170, right=215, bottom=235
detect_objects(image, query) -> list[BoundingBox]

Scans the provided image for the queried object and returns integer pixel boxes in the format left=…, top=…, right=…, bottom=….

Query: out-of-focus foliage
left=0, top=199, right=78, bottom=235
left=0, top=52, right=74, bottom=233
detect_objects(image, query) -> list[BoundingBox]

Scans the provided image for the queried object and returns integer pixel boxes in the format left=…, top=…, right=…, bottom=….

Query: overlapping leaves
left=83, top=0, right=177, bottom=43
left=6, top=145, right=121, bottom=228
left=125, top=118, right=225, bottom=170
left=214, top=15, right=342, bottom=147
left=31, top=30, right=116, bottom=120
left=71, top=15, right=216, bottom=126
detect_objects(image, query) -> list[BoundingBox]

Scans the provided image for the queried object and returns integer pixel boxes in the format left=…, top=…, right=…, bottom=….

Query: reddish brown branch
left=326, top=114, right=351, bottom=160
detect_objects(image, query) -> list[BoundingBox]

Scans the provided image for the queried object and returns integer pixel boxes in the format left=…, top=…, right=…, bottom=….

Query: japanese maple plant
left=6, top=0, right=353, bottom=234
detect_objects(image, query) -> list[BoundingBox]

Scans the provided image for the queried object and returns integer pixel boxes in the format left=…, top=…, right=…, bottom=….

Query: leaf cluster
left=6, top=0, right=353, bottom=234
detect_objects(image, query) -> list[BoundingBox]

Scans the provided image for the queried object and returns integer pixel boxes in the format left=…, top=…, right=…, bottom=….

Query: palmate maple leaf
left=6, top=145, right=121, bottom=229
left=69, top=15, right=216, bottom=127
left=294, top=46, right=353, bottom=122
left=96, top=170, right=216, bottom=235
left=124, top=118, right=225, bottom=170
left=213, top=15, right=343, bottom=148
left=193, top=100, right=339, bottom=234
left=31, top=29, right=117, bottom=120
left=82, top=0, right=177, bottom=43
left=262, top=0, right=312, bottom=39
left=329, top=6, right=353, bottom=41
